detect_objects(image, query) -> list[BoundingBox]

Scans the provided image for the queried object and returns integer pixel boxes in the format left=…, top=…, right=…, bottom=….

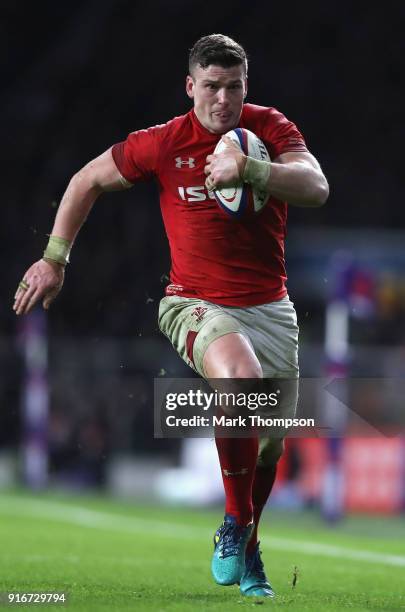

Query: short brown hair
left=189, top=34, right=248, bottom=76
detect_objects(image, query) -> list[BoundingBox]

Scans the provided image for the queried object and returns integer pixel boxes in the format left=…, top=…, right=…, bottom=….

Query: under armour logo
left=222, top=468, right=248, bottom=477
left=175, top=157, right=195, bottom=168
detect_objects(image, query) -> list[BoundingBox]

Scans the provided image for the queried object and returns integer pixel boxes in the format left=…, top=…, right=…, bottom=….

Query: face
left=186, top=64, right=247, bottom=134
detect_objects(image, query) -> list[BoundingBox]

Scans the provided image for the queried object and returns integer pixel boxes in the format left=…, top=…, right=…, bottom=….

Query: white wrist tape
left=242, top=157, right=271, bottom=193
left=43, top=235, right=72, bottom=266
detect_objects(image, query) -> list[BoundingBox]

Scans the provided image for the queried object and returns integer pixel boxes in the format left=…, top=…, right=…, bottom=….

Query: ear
left=186, top=75, right=195, bottom=99
left=244, top=77, right=248, bottom=100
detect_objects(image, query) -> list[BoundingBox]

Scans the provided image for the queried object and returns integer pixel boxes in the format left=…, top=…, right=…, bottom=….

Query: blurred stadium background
left=1, top=0, right=404, bottom=577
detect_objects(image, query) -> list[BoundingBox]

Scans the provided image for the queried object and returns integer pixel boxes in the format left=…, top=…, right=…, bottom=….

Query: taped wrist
left=242, top=157, right=271, bottom=193
left=43, top=235, right=72, bottom=266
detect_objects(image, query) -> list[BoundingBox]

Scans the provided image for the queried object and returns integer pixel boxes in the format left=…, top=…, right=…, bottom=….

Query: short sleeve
left=243, top=105, right=308, bottom=161
left=111, top=125, right=165, bottom=184
left=263, top=108, right=308, bottom=160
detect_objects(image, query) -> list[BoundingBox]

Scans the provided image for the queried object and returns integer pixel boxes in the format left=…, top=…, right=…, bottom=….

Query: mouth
left=213, top=111, right=232, bottom=121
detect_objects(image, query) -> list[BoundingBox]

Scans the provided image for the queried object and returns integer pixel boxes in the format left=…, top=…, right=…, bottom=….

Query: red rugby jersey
left=112, top=104, right=308, bottom=306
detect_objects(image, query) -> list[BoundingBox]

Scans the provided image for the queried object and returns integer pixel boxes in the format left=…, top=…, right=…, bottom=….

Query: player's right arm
left=13, top=148, right=131, bottom=316
left=52, top=147, right=131, bottom=242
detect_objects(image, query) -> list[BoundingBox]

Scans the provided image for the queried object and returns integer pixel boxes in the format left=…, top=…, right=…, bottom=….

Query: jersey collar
left=190, top=108, right=245, bottom=139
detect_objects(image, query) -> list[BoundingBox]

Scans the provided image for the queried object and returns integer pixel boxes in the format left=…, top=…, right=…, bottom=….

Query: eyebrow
left=201, top=79, right=243, bottom=85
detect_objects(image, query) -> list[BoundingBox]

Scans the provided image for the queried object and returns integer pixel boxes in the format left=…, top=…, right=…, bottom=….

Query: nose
left=216, top=87, right=229, bottom=106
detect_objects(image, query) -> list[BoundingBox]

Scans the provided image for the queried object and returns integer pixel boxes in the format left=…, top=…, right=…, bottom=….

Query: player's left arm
left=265, top=150, right=329, bottom=207
left=205, top=137, right=329, bottom=207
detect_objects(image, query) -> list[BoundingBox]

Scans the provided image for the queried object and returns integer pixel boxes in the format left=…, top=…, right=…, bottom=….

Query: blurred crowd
left=3, top=1, right=403, bottom=335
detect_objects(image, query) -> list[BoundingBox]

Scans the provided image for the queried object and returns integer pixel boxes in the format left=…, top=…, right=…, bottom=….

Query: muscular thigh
left=222, top=296, right=299, bottom=379
left=158, top=295, right=253, bottom=377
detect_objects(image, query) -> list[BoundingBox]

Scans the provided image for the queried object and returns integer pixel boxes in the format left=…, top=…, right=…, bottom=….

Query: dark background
left=2, top=0, right=403, bottom=334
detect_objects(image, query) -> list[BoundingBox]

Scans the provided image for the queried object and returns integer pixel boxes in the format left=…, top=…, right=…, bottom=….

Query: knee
left=257, top=438, right=285, bottom=467
left=203, top=332, right=263, bottom=379
left=225, top=361, right=263, bottom=379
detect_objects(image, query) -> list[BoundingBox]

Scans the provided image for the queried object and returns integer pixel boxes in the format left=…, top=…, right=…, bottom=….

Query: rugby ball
left=213, top=128, right=270, bottom=217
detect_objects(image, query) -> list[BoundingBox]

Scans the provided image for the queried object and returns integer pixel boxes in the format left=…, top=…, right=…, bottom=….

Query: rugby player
left=14, top=34, right=329, bottom=598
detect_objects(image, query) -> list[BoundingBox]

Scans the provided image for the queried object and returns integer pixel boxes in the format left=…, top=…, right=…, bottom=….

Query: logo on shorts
left=191, top=306, right=208, bottom=323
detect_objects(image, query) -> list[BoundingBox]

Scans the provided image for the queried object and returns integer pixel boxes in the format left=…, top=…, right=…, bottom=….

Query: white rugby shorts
left=158, top=294, right=299, bottom=379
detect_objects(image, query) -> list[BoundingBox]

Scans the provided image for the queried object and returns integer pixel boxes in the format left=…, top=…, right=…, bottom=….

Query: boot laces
left=218, top=523, right=245, bottom=559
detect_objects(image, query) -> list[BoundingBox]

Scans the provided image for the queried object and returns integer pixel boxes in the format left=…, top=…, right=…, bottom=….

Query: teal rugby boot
left=240, top=542, right=275, bottom=597
left=211, top=514, right=254, bottom=586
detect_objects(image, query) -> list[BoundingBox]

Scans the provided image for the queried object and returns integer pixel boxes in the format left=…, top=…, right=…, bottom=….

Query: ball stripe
left=233, top=128, right=248, bottom=155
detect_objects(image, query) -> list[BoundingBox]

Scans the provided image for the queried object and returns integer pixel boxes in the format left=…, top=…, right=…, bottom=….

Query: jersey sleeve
left=111, top=124, right=165, bottom=184
left=261, top=107, right=308, bottom=160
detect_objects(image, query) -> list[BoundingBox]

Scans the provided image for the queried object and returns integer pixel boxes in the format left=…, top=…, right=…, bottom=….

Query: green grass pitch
left=0, top=490, right=404, bottom=611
